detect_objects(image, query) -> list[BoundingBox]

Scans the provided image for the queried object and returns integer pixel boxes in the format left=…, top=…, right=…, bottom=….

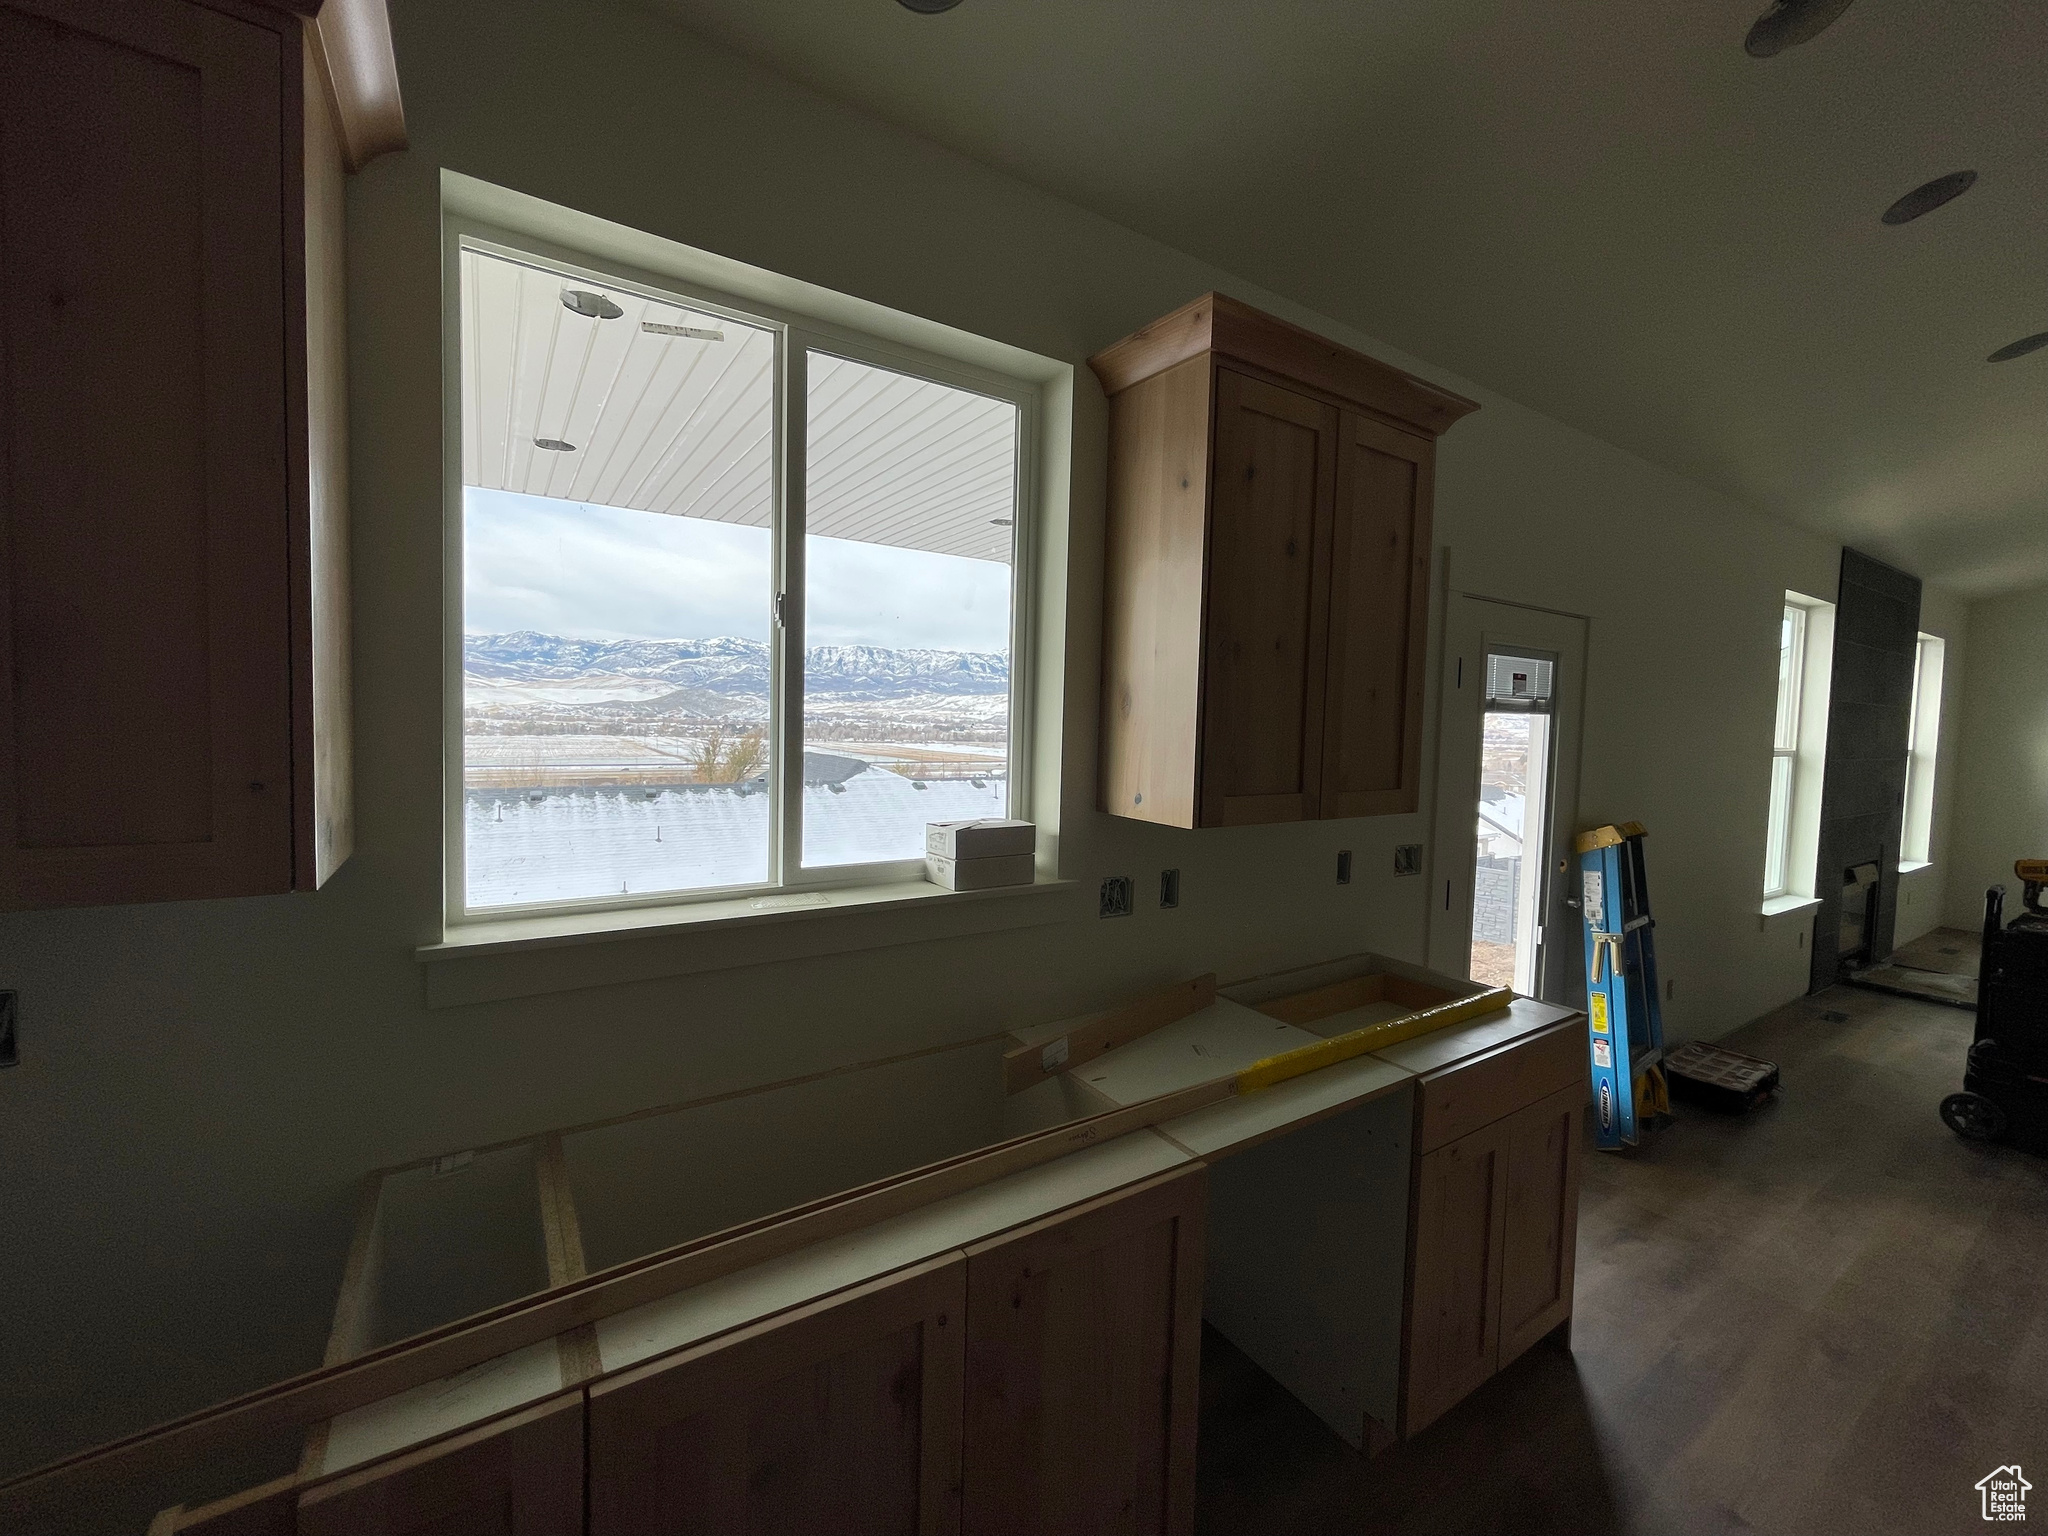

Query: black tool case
left=1665, top=1039, right=1780, bottom=1113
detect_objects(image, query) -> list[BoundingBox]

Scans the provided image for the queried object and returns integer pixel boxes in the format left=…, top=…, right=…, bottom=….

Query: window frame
left=1763, top=600, right=1807, bottom=900
left=1899, top=632, right=1945, bottom=866
left=442, top=227, right=1041, bottom=927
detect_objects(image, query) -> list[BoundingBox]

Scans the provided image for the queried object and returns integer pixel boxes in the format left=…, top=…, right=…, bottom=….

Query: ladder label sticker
left=1582, top=870, right=1604, bottom=920
left=1598, top=1080, right=1613, bottom=1130
left=1592, top=1038, right=1612, bottom=1069
left=1590, top=993, right=1609, bottom=1033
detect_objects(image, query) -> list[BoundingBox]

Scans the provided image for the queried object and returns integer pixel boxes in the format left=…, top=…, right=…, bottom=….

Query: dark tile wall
left=1810, top=549, right=1921, bottom=990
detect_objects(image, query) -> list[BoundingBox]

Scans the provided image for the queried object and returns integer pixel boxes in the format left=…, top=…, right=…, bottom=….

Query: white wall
left=0, top=0, right=1968, bottom=1505
left=1943, top=582, right=2048, bottom=934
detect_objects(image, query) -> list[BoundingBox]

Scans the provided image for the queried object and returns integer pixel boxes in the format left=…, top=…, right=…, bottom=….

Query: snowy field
left=465, top=764, right=1007, bottom=908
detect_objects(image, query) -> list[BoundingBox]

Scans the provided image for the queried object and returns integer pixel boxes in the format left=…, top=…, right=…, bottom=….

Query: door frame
left=1425, top=595, right=1589, bottom=1007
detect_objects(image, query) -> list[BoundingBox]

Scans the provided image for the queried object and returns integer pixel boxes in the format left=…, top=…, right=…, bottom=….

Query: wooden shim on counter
left=1002, top=973, right=1217, bottom=1094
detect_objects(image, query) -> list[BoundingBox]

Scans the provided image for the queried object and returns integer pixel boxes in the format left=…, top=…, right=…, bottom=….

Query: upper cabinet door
left=0, top=0, right=295, bottom=908
left=1199, top=370, right=1337, bottom=827
left=1321, top=412, right=1433, bottom=818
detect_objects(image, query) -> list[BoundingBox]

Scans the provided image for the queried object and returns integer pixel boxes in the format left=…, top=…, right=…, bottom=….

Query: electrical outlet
left=1336, top=850, right=1353, bottom=885
left=0, top=991, right=15, bottom=1068
left=1159, top=869, right=1180, bottom=909
left=1393, top=844, right=1423, bottom=876
left=1099, top=875, right=1133, bottom=918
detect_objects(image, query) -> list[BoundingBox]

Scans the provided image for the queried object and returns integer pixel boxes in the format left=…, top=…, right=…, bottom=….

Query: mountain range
left=463, top=632, right=1008, bottom=730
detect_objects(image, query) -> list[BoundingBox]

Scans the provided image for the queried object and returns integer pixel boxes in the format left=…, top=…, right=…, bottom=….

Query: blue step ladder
left=1577, top=822, right=1669, bottom=1150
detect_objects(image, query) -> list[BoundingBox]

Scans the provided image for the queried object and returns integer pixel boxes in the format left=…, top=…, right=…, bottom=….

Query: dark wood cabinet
left=1400, top=1021, right=1585, bottom=1436
left=1090, top=293, right=1476, bottom=829
left=0, top=0, right=402, bottom=910
left=296, top=1395, right=585, bottom=1536
left=961, top=1166, right=1206, bottom=1536
left=587, top=1256, right=968, bottom=1536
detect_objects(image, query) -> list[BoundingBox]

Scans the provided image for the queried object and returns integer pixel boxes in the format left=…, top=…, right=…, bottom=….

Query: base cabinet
left=296, top=1394, right=584, bottom=1536
left=588, top=1256, right=967, bottom=1536
left=1403, top=1071, right=1585, bottom=1436
left=961, top=1167, right=1207, bottom=1536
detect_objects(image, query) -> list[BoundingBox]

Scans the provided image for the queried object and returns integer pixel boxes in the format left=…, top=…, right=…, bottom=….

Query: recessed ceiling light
left=1882, top=171, right=1978, bottom=226
left=534, top=437, right=578, bottom=452
left=1987, top=332, right=2048, bottom=364
left=897, top=0, right=965, bottom=11
left=1745, top=0, right=1856, bottom=57
left=561, top=289, right=623, bottom=320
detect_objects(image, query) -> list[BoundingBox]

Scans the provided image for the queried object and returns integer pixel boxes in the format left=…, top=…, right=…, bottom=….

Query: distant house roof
left=466, top=764, right=1007, bottom=908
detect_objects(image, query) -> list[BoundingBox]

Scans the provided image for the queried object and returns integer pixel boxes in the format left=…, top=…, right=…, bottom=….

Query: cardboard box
left=925, top=852, right=1035, bottom=891
left=925, top=818, right=1035, bottom=860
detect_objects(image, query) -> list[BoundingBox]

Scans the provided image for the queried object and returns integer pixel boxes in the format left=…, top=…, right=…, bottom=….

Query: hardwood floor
left=1196, top=983, right=2048, bottom=1535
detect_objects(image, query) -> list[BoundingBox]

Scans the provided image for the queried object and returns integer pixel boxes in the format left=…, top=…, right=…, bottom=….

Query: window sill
left=417, top=875, right=1083, bottom=1008
left=1897, top=860, right=1934, bottom=875
left=1759, top=893, right=1822, bottom=927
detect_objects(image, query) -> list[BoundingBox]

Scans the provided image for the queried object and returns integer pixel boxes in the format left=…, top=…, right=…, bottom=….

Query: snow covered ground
left=465, top=764, right=1007, bottom=908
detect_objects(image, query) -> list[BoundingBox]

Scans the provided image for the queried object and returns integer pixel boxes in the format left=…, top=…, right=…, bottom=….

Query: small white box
left=924, top=852, right=1035, bottom=891
left=925, top=818, right=1036, bottom=860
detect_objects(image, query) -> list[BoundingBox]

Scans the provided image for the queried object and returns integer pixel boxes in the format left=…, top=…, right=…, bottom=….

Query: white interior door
left=1426, top=596, right=1588, bottom=1006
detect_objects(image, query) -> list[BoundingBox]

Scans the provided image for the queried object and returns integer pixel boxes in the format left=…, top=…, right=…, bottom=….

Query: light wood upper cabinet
left=1092, top=294, right=1475, bottom=828
left=0, top=0, right=404, bottom=910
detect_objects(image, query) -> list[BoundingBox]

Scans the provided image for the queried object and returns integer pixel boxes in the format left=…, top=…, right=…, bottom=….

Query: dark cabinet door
left=296, top=1394, right=585, bottom=1536
left=1496, top=1082, right=1584, bottom=1369
left=1322, top=411, right=1432, bottom=818
left=588, top=1255, right=967, bottom=1536
left=1404, top=1119, right=1508, bottom=1436
left=0, top=0, right=296, bottom=908
left=961, top=1165, right=1207, bottom=1536
left=1198, top=369, right=1336, bottom=827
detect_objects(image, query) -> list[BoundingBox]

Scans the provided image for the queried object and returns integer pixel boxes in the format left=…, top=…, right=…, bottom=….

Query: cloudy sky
left=464, top=488, right=1012, bottom=653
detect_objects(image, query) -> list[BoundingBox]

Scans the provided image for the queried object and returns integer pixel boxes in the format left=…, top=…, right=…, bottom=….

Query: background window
left=456, top=246, right=1028, bottom=914
left=1764, top=601, right=1807, bottom=898
left=1900, top=633, right=1945, bottom=865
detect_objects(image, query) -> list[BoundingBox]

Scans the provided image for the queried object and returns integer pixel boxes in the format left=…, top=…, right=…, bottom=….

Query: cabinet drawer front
left=1417, top=1021, right=1584, bottom=1153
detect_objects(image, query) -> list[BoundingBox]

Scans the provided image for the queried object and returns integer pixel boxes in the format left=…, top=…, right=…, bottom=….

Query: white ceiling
left=633, top=0, right=2047, bottom=595
left=461, top=248, right=1020, bottom=563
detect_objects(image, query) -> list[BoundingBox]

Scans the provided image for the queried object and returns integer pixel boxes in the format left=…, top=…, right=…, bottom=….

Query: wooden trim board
left=536, top=1133, right=602, bottom=1384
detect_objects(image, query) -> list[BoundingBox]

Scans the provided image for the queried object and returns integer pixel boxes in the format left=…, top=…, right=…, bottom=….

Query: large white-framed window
left=1900, top=632, right=1945, bottom=866
left=1763, top=602, right=1807, bottom=899
left=446, top=231, right=1042, bottom=922
left=1763, top=590, right=1834, bottom=903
